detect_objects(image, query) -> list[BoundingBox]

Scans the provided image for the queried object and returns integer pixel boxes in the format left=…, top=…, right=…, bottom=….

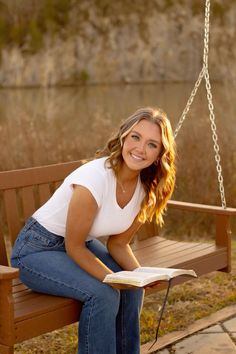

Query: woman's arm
left=65, top=185, right=113, bottom=281
left=107, top=217, right=142, bottom=271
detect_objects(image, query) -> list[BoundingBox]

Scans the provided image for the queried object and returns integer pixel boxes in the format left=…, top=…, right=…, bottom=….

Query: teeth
left=131, top=153, right=143, bottom=161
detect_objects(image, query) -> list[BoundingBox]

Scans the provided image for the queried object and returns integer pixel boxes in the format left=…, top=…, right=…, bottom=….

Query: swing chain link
left=174, top=0, right=227, bottom=208
left=173, top=67, right=205, bottom=139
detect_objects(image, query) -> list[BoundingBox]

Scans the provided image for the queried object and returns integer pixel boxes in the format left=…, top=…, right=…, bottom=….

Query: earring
left=154, top=160, right=159, bottom=166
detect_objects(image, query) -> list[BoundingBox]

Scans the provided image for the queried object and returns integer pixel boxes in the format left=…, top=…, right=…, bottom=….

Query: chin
left=126, top=160, right=152, bottom=171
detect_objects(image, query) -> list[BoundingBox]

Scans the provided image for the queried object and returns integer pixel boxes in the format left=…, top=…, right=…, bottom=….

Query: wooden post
left=136, top=221, right=159, bottom=241
left=215, top=214, right=231, bottom=273
left=0, top=229, right=8, bottom=266
left=0, top=344, right=14, bottom=354
left=0, top=279, right=15, bottom=346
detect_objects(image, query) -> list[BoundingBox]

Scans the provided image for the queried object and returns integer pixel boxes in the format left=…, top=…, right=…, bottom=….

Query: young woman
left=11, top=107, right=176, bottom=354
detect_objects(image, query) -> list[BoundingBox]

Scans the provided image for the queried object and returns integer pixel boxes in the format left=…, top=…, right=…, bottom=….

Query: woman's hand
left=143, top=281, right=161, bottom=290
left=108, top=281, right=161, bottom=290
left=108, top=283, right=140, bottom=290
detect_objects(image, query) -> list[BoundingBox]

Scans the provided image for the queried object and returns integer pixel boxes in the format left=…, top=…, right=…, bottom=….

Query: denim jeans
left=11, top=217, right=144, bottom=354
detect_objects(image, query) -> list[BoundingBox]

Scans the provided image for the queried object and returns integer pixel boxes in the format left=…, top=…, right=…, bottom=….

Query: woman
left=11, top=107, right=176, bottom=354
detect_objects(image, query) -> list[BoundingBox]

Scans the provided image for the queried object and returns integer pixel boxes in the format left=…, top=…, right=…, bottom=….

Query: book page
left=134, top=267, right=197, bottom=278
left=103, top=270, right=168, bottom=287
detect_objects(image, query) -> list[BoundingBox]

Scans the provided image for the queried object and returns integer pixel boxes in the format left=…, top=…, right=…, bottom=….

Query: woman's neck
left=117, top=163, right=139, bottom=184
left=116, top=164, right=139, bottom=197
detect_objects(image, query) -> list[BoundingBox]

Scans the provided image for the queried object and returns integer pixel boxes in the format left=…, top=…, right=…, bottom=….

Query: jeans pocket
left=27, top=230, right=65, bottom=250
left=12, top=229, right=65, bottom=261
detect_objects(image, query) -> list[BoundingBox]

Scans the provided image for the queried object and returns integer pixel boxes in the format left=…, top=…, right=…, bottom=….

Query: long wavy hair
left=96, top=107, right=176, bottom=226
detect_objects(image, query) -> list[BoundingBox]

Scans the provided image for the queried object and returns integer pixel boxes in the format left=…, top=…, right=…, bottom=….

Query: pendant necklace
left=117, top=180, right=127, bottom=193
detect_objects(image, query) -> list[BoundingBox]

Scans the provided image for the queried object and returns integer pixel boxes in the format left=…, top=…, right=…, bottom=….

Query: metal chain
left=174, top=0, right=226, bottom=208
left=173, top=67, right=205, bottom=138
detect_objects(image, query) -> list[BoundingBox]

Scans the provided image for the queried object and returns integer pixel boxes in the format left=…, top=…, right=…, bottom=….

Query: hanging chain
left=173, top=67, right=205, bottom=138
left=174, top=0, right=226, bottom=208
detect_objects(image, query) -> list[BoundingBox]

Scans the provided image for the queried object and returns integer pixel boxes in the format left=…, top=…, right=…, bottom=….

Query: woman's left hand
left=143, top=281, right=161, bottom=290
left=109, top=283, right=139, bottom=290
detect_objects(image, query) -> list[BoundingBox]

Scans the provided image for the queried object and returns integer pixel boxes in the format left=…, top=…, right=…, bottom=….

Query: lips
left=130, top=153, right=144, bottom=161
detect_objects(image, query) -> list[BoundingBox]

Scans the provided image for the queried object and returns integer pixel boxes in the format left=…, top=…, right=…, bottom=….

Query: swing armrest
left=0, top=265, right=19, bottom=280
left=168, top=200, right=236, bottom=216
left=167, top=200, right=233, bottom=272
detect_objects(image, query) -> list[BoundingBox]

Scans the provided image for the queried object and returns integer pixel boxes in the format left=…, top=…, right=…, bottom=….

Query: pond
left=0, top=82, right=235, bottom=235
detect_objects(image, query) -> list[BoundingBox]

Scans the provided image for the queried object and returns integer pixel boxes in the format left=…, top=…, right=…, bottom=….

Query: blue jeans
left=11, top=217, right=144, bottom=354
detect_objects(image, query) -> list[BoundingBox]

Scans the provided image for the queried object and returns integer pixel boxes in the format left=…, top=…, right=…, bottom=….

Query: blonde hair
left=96, top=107, right=176, bottom=226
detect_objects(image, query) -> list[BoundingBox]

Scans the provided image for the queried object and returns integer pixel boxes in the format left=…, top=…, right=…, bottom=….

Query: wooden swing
left=0, top=0, right=235, bottom=353
left=135, top=0, right=236, bottom=277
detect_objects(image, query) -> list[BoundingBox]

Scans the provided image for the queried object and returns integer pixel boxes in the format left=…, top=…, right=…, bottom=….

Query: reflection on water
left=0, top=83, right=235, bottom=234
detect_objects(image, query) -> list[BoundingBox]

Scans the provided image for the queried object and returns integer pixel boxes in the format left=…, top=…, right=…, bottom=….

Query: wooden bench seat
left=4, top=238, right=228, bottom=346
left=0, top=160, right=235, bottom=353
left=133, top=236, right=228, bottom=279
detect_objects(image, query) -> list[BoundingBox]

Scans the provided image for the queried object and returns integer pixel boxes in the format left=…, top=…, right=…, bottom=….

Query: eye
left=131, top=134, right=140, bottom=141
left=148, top=142, right=158, bottom=149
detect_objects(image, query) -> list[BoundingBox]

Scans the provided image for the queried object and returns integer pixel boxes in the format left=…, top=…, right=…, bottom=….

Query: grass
left=14, top=239, right=236, bottom=353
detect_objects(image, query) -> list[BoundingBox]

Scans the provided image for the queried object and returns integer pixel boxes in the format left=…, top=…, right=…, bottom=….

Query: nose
left=136, top=140, right=146, bottom=154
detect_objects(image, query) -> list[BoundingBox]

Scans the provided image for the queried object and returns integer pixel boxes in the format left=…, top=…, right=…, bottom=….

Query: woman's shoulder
left=65, top=157, right=110, bottom=182
left=79, top=156, right=109, bottom=173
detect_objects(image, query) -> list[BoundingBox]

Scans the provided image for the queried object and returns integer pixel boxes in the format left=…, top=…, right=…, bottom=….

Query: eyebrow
left=131, top=130, right=161, bottom=145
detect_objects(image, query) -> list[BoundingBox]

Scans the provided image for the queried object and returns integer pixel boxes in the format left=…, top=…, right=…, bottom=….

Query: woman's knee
left=94, top=284, right=120, bottom=313
left=122, top=288, right=144, bottom=308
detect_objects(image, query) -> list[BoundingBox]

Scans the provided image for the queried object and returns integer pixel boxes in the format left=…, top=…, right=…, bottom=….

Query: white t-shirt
left=33, top=157, right=145, bottom=240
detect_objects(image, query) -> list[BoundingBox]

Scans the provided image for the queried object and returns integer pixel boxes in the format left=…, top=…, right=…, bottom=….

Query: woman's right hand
left=108, top=283, right=139, bottom=290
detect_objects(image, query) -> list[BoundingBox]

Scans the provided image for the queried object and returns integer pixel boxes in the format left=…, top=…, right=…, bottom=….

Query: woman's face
left=122, top=119, right=162, bottom=172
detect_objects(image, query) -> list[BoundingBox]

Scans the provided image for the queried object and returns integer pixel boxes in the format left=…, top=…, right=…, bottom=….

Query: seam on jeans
left=18, top=258, right=92, bottom=301
left=85, top=296, right=94, bottom=353
left=24, top=217, right=38, bottom=232
left=16, top=232, right=32, bottom=260
left=122, top=291, right=127, bottom=354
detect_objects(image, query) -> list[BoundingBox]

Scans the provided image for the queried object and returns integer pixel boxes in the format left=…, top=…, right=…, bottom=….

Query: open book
left=103, top=266, right=197, bottom=287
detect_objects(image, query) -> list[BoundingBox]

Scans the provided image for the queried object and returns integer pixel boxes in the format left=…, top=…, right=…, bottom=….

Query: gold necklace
left=117, top=177, right=138, bottom=193
left=117, top=180, right=127, bottom=193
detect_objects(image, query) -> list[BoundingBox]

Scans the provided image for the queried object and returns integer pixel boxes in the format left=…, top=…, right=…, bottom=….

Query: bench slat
left=13, top=290, right=33, bottom=301
left=0, top=229, right=8, bottom=266
left=168, top=200, right=236, bottom=216
left=21, top=186, right=36, bottom=222
left=138, top=243, right=226, bottom=270
left=38, top=184, right=51, bottom=205
left=13, top=291, right=41, bottom=303
left=53, top=181, right=62, bottom=191
left=15, top=293, right=80, bottom=322
left=153, top=245, right=221, bottom=267
left=133, top=238, right=202, bottom=258
left=132, top=236, right=172, bottom=251
left=0, top=161, right=82, bottom=190
left=4, top=190, right=22, bottom=246
left=15, top=302, right=82, bottom=343
left=12, top=282, right=28, bottom=294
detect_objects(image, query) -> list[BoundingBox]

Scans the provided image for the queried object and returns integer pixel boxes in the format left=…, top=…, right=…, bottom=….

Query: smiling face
left=121, top=119, right=162, bottom=172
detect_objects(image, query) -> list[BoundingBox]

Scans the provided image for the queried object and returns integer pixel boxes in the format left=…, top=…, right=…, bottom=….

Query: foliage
left=0, top=0, right=72, bottom=53
left=0, top=0, right=232, bottom=55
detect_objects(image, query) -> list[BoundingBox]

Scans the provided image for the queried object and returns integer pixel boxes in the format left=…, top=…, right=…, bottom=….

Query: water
left=0, top=82, right=235, bottom=235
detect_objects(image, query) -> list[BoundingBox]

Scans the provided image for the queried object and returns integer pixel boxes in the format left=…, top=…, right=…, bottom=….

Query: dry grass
left=14, top=240, right=236, bottom=353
